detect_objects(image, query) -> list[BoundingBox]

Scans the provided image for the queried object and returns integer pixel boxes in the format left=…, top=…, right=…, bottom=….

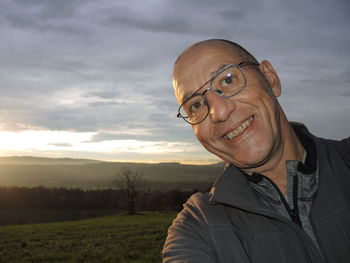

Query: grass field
left=0, top=211, right=177, bottom=263
left=0, top=209, right=121, bottom=226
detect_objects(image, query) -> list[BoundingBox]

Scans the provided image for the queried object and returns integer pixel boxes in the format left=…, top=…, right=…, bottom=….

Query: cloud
left=0, top=0, right=89, bottom=34
left=0, top=0, right=349, bottom=162
left=342, top=91, right=350, bottom=97
left=48, top=143, right=73, bottom=147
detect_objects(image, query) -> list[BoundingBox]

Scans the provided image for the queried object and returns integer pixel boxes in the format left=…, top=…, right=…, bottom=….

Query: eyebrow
left=209, top=64, right=230, bottom=76
left=180, top=63, right=231, bottom=103
left=180, top=91, right=197, bottom=104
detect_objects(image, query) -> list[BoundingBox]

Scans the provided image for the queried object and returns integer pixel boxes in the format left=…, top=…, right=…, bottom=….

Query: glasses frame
left=177, top=61, right=259, bottom=125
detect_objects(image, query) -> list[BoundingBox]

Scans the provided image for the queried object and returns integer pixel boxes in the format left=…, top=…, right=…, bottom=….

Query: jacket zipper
left=291, top=174, right=302, bottom=226
left=263, top=175, right=302, bottom=227
left=258, top=175, right=322, bottom=262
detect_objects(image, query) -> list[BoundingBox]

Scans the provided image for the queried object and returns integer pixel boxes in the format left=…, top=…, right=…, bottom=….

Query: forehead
left=173, top=44, right=243, bottom=103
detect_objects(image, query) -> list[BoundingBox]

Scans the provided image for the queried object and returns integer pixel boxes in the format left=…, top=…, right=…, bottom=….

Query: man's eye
left=221, top=74, right=235, bottom=87
left=190, top=100, right=203, bottom=112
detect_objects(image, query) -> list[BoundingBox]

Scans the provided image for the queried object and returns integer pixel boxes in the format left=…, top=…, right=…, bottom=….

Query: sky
left=0, top=0, right=349, bottom=164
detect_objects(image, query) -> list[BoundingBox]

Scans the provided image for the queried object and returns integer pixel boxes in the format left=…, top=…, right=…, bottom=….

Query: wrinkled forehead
left=173, top=44, right=242, bottom=104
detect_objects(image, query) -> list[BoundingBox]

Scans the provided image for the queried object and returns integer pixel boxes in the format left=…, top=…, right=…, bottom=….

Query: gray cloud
left=0, top=0, right=349, bottom=162
left=102, top=11, right=191, bottom=35
left=48, top=143, right=73, bottom=147
left=1, top=0, right=90, bottom=35
left=342, top=91, right=350, bottom=97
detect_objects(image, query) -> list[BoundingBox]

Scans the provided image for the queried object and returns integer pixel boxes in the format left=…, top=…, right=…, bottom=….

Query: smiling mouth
left=224, top=116, right=254, bottom=140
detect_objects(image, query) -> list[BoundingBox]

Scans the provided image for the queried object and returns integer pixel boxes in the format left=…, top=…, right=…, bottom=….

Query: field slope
left=0, top=156, right=223, bottom=190
left=0, top=211, right=177, bottom=263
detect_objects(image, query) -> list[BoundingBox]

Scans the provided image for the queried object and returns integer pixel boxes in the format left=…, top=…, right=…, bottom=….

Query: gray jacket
left=163, top=125, right=350, bottom=262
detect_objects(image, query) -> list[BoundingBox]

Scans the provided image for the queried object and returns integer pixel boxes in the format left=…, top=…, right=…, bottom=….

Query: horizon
left=0, top=155, right=222, bottom=165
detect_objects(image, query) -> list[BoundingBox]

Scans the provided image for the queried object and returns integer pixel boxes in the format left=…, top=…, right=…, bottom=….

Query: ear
left=259, top=60, right=281, bottom=97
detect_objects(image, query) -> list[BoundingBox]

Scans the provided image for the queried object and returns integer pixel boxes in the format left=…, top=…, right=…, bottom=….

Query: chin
left=226, top=145, right=274, bottom=169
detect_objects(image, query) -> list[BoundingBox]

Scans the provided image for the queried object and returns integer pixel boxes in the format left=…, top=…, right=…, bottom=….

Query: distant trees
left=112, top=167, right=144, bottom=215
left=0, top=186, right=195, bottom=212
left=0, top=186, right=123, bottom=210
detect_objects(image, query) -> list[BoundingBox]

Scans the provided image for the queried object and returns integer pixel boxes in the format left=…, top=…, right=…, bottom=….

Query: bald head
left=172, top=39, right=258, bottom=103
left=174, top=39, right=257, bottom=68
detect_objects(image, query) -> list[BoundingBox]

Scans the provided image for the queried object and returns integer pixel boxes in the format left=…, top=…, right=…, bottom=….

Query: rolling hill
left=0, top=156, right=224, bottom=190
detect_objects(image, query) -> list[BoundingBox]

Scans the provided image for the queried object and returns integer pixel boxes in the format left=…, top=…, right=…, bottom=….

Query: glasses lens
left=180, top=95, right=208, bottom=124
left=210, top=65, right=245, bottom=96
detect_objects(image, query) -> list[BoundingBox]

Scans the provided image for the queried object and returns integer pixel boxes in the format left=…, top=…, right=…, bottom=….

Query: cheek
left=249, top=88, right=280, bottom=124
left=193, top=125, right=218, bottom=152
left=193, top=125, right=209, bottom=145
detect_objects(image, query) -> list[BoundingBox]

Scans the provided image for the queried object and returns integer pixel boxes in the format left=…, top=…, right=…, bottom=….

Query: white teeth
left=224, top=116, right=253, bottom=140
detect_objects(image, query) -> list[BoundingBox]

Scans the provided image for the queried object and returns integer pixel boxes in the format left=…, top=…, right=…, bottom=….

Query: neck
left=243, top=118, right=304, bottom=195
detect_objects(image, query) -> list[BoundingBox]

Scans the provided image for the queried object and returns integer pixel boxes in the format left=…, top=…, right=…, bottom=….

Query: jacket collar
left=209, top=164, right=267, bottom=211
left=291, top=122, right=317, bottom=174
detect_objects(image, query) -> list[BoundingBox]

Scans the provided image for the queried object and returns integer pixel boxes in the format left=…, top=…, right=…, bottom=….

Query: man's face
left=174, top=45, right=284, bottom=170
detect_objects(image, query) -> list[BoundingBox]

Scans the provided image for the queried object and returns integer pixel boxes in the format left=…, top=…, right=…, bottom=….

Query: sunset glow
left=0, top=130, right=213, bottom=163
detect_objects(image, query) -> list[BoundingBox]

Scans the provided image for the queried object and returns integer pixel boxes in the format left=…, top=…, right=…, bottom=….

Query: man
left=162, top=39, right=350, bottom=263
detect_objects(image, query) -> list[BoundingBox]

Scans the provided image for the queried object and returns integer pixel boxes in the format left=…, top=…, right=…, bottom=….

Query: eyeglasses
left=177, top=61, right=259, bottom=125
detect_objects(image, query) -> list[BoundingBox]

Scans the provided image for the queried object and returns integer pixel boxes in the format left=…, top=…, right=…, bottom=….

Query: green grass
left=0, top=209, right=121, bottom=226
left=0, top=211, right=177, bottom=263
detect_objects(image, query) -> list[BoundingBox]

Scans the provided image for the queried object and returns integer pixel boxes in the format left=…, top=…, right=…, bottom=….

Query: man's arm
left=162, top=193, right=217, bottom=263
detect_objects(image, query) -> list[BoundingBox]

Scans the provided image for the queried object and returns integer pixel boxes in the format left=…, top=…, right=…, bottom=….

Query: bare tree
left=112, top=167, right=144, bottom=215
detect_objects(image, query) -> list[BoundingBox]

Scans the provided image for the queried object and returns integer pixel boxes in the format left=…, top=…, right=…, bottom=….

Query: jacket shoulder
left=166, top=192, right=213, bottom=238
left=184, top=192, right=234, bottom=225
left=335, top=137, right=350, bottom=163
left=316, top=136, right=350, bottom=165
left=162, top=192, right=221, bottom=262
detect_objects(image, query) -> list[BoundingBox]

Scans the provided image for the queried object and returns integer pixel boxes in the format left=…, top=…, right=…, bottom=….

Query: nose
left=206, top=91, right=236, bottom=123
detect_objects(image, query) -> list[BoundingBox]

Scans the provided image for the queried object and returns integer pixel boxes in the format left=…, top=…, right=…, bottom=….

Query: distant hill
left=0, top=156, right=103, bottom=165
left=0, top=156, right=224, bottom=190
